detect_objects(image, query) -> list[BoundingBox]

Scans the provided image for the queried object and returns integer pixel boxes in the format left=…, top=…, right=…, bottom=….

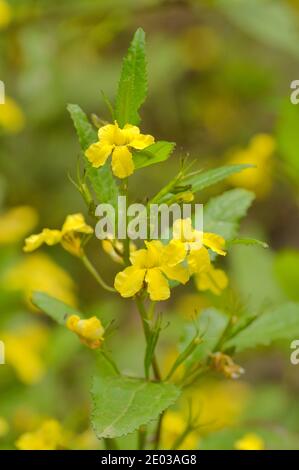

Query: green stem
left=138, top=426, right=147, bottom=450
left=104, top=438, right=118, bottom=450
left=154, top=411, right=164, bottom=450
left=81, top=254, right=115, bottom=293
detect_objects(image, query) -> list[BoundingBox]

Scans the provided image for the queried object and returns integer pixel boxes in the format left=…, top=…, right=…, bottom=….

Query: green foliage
left=204, top=188, right=255, bottom=239
left=115, top=28, right=147, bottom=127
left=274, top=250, right=299, bottom=301
left=224, top=302, right=299, bottom=352
left=67, top=104, right=119, bottom=207
left=277, top=101, right=299, bottom=184
left=133, top=141, right=175, bottom=170
left=31, top=291, right=82, bottom=326
left=91, top=375, right=180, bottom=439
left=183, top=164, right=253, bottom=195
left=181, top=308, right=229, bottom=365
left=217, top=0, right=299, bottom=59
left=228, top=237, right=268, bottom=248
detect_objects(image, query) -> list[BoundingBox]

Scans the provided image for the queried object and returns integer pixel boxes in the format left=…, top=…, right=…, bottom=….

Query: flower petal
left=203, top=232, right=226, bottom=256
left=195, top=267, right=228, bottom=295
left=129, top=133, right=155, bottom=150
left=161, top=264, right=189, bottom=284
left=145, top=267, right=170, bottom=301
left=129, top=248, right=148, bottom=268
left=85, top=142, right=113, bottom=168
left=98, top=123, right=118, bottom=144
left=111, top=146, right=134, bottom=178
left=23, top=233, right=46, bottom=252
left=172, top=218, right=194, bottom=242
left=42, top=229, right=63, bottom=246
left=187, top=247, right=210, bottom=275
left=114, top=266, right=146, bottom=297
left=62, top=213, right=93, bottom=235
left=162, top=239, right=186, bottom=267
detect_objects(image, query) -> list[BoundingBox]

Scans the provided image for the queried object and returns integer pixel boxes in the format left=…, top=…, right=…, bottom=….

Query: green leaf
left=181, top=308, right=229, bottom=365
left=183, top=164, right=253, bottom=194
left=277, top=101, right=299, bottom=184
left=216, top=0, right=299, bottom=59
left=115, top=28, right=147, bottom=127
left=91, top=375, right=180, bottom=439
left=31, top=291, right=82, bottom=326
left=228, top=237, right=268, bottom=249
left=204, top=188, right=255, bottom=239
left=224, top=302, right=299, bottom=353
left=67, top=104, right=119, bottom=206
left=274, top=250, right=299, bottom=302
left=133, top=141, right=175, bottom=170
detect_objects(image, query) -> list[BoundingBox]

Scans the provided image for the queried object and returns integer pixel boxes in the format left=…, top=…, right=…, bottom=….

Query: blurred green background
left=0, top=0, right=299, bottom=450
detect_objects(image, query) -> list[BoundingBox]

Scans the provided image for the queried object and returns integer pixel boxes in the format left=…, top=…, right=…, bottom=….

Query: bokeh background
left=0, top=0, right=299, bottom=450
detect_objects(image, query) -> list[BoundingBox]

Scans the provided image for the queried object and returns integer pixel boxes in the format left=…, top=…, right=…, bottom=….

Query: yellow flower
left=234, top=433, right=265, bottom=450
left=0, top=417, right=9, bottom=438
left=66, top=315, right=104, bottom=349
left=2, top=324, right=49, bottom=384
left=227, top=133, right=276, bottom=198
left=195, top=264, right=228, bottom=295
left=16, top=420, right=63, bottom=450
left=0, top=206, right=38, bottom=244
left=172, top=218, right=226, bottom=275
left=114, top=240, right=189, bottom=301
left=24, top=213, right=93, bottom=257
left=3, top=253, right=77, bottom=308
left=85, top=121, right=155, bottom=179
left=161, top=411, right=199, bottom=450
left=0, top=0, right=11, bottom=30
left=102, top=236, right=136, bottom=264
left=0, top=96, right=25, bottom=133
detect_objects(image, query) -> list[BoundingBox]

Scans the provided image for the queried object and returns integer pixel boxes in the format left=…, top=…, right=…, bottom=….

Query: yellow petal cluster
left=24, top=213, right=93, bottom=257
left=227, top=133, right=276, bottom=198
left=234, top=433, right=265, bottom=451
left=85, top=121, right=154, bottom=179
left=114, top=240, right=189, bottom=301
left=3, top=253, right=77, bottom=308
left=66, top=315, right=104, bottom=349
left=16, top=420, right=63, bottom=450
left=2, top=324, right=49, bottom=384
left=0, top=206, right=38, bottom=244
left=0, top=96, right=25, bottom=133
left=0, top=0, right=11, bottom=30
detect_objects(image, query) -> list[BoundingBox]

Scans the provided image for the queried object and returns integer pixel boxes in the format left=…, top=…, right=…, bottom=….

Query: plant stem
left=154, top=411, right=164, bottom=450
left=103, top=438, right=118, bottom=450
left=81, top=254, right=115, bottom=293
left=138, top=426, right=147, bottom=450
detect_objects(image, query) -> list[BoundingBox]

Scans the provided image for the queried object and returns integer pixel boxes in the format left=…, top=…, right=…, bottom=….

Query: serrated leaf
left=228, top=237, right=268, bottom=249
left=204, top=188, right=255, bottom=239
left=115, top=28, right=147, bottom=127
left=181, top=308, right=229, bottom=365
left=183, top=164, right=253, bottom=194
left=67, top=104, right=119, bottom=207
left=133, top=141, right=175, bottom=170
left=91, top=375, right=180, bottom=439
left=224, top=302, right=299, bottom=353
left=31, top=291, right=82, bottom=326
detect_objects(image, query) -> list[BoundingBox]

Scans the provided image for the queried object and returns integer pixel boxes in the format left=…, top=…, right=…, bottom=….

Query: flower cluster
left=66, top=315, right=105, bottom=349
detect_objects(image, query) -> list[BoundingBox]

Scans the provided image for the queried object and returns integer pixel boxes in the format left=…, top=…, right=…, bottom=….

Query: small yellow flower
left=0, top=96, right=25, bottom=133
left=85, top=121, right=155, bottom=179
left=2, top=324, right=49, bottom=384
left=171, top=218, right=226, bottom=275
left=0, top=206, right=38, bottom=244
left=161, top=411, right=199, bottom=450
left=3, top=253, right=77, bottom=308
left=16, top=420, right=63, bottom=450
left=195, top=264, right=228, bottom=295
left=0, top=0, right=11, bottom=30
left=0, top=417, right=9, bottom=438
left=24, top=213, right=93, bottom=257
left=227, top=133, right=276, bottom=198
left=211, top=352, right=244, bottom=379
left=66, top=315, right=104, bottom=349
left=114, top=240, right=189, bottom=301
left=234, top=433, right=265, bottom=450
left=102, top=236, right=136, bottom=264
